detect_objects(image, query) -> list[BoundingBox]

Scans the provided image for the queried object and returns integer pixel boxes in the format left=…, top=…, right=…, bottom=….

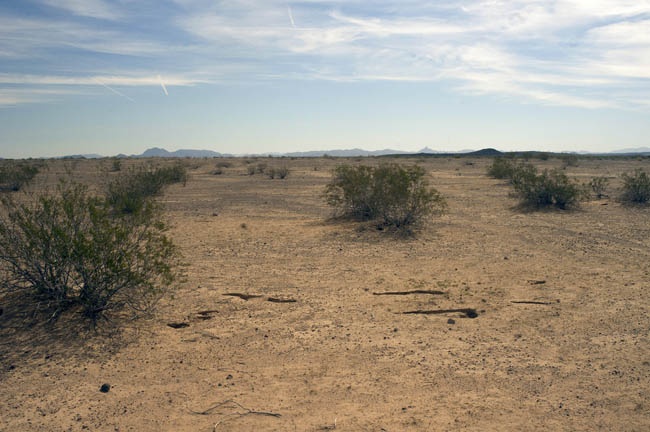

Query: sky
left=0, top=0, right=649, bottom=158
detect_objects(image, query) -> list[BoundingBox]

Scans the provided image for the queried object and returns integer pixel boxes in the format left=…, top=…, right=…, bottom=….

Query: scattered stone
left=167, top=322, right=190, bottom=329
left=447, top=318, right=455, bottom=325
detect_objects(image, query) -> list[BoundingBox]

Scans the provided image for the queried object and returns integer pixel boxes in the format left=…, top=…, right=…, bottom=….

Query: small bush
left=0, top=181, right=178, bottom=322
left=247, top=165, right=256, bottom=175
left=512, top=168, right=585, bottom=209
left=589, top=176, right=609, bottom=199
left=487, top=158, right=516, bottom=179
left=111, top=159, right=122, bottom=172
left=562, top=154, right=580, bottom=168
left=106, top=164, right=187, bottom=214
left=256, top=163, right=267, bottom=174
left=508, top=163, right=538, bottom=188
left=620, top=169, right=650, bottom=203
left=487, top=158, right=538, bottom=188
left=213, top=168, right=223, bottom=175
left=215, top=161, right=232, bottom=168
left=325, top=163, right=446, bottom=228
left=268, top=166, right=290, bottom=179
left=0, top=163, right=39, bottom=191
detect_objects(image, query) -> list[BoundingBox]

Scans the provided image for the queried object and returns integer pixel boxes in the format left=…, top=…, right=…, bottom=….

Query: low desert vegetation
left=588, top=176, right=609, bottom=199
left=512, top=168, right=585, bottom=209
left=620, top=169, right=650, bottom=204
left=325, top=163, right=446, bottom=229
left=562, top=154, right=580, bottom=168
left=106, top=163, right=187, bottom=214
left=486, top=157, right=517, bottom=180
left=215, top=160, right=233, bottom=169
left=256, top=163, right=268, bottom=174
left=0, top=162, right=40, bottom=191
left=488, top=158, right=585, bottom=209
left=247, top=165, right=256, bottom=175
left=0, top=179, right=179, bottom=323
left=268, top=166, right=290, bottom=179
left=110, top=159, right=122, bottom=172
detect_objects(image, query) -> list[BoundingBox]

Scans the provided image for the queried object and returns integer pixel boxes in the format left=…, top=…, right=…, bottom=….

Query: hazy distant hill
left=54, top=145, right=650, bottom=160
left=60, top=154, right=103, bottom=159
left=138, top=147, right=223, bottom=158
left=610, top=147, right=650, bottom=155
left=282, top=148, right=413, bottom=157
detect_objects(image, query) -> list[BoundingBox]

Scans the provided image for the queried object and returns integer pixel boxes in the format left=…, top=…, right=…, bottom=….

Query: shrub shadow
left=0, top=291, right=144, bottom=376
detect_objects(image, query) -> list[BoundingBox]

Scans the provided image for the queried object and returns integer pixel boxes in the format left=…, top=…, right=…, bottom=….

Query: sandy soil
left=1, top=156, right=649, bottom=431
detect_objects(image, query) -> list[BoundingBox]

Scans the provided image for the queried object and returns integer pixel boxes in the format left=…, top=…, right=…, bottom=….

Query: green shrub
left=256, top=163, right=267, bottom=174
left=213, top=168, right=223, bottom=175
left=562, top=154, right=580, bottom=168
left=486, top=158, right=516, bottom=179
left=111, top=159, right=122, bottom=172
left=268, top=166, right=290, bottom=179
left=486, top=158, right=538, bottom=188
left=0, top=181, right=178, bottom=322
left=106, top=164, right=187, bottom=214
left=512, top=168, right=585, bottom=209
left=509, top=162, right=538, bottom=188
left=620, top=169, right=650, bottom=203
left=0, top=163, right=39, bottom=191
left=325, top=163, right=446, bottom=228
left=215, top=160, right=232, bottom=168
left=589, top=176, right=609, bottom=199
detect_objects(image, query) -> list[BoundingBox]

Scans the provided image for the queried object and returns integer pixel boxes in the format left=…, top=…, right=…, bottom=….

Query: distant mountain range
left=610, top=147, right=650, bottom=154
left=50, top=145, right=650, bottom=159
left=134, top=147, right=225, bottom=158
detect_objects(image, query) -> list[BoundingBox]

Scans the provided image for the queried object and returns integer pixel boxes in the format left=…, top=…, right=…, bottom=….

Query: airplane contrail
left=158, top=74, right=168, bottom=96
left=287, top=4, right=296, bottom=27
left=93, top=77, right=135, bottom=102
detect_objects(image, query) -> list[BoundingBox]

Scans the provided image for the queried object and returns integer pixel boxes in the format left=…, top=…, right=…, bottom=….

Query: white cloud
left=2, top=0, right=649, bottom=109
left=39, top=0, right=121, bottom=20
left=0, top=73, right=204, bottom=86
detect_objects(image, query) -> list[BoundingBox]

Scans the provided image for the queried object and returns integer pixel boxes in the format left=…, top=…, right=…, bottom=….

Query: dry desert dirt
left=1, top=156, right=649, bottom=431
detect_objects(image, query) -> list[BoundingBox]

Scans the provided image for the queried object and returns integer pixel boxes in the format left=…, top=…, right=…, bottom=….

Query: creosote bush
left=0, top=163, right=40, bottom=191
left=589, top=176, right=609, bottom=199
left=268, top=166, right=290, bottom=179
left=487, top=158, right=537, bottom=188
left=215, top=160, right=232, bottom=169
left=486, top=158, right=516, bottom=179
left=0, top=180, right=178, bottom=323
left=512, top=168, right=585, bottom=209
left=562, top=154, right=580, bottom=168
left=106, top=163, right=187, bottom=214
left=620, top=169, right=650, bottom=203
left=325, top=163, right=446, bottom=228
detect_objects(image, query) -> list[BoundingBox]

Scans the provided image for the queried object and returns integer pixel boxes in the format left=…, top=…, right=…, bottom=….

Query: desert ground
left=1, top=156, right=649, bottom=431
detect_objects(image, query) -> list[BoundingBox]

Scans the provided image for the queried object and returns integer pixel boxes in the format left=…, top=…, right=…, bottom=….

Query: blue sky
left=1, top=0, right=649, bottom=157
